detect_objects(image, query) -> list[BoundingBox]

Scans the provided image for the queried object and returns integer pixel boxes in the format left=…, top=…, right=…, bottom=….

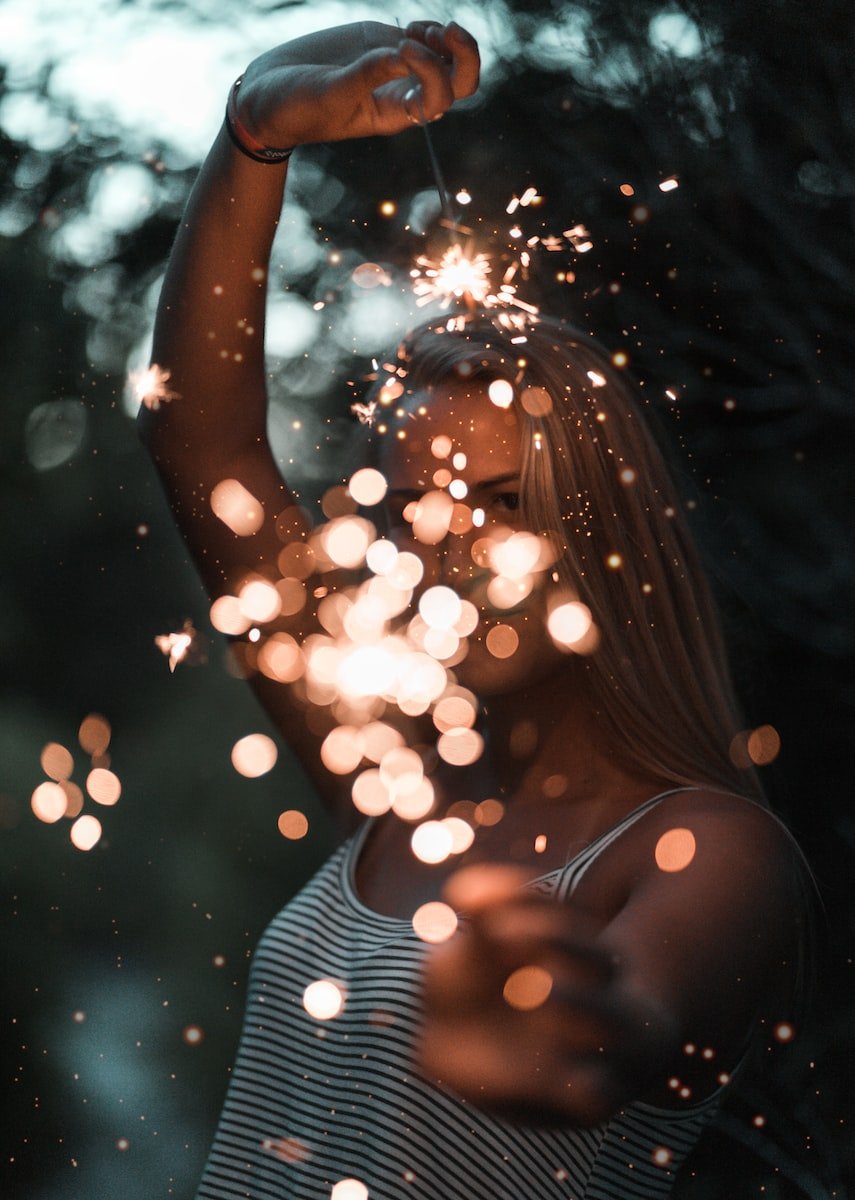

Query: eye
left=493, top=491, right=520, bottom=512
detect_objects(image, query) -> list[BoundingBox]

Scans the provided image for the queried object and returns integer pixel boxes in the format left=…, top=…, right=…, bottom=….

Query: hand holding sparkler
left=418, top=864, right=678, bottom=1127
left=233, top=20, right=479, bottom=154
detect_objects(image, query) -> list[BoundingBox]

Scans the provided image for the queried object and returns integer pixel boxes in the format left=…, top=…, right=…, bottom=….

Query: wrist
left=225, top=77, right=294, bottom=164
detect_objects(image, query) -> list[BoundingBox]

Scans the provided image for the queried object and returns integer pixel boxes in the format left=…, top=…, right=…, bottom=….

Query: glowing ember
left=40, top=742, right=74, bottom=781
left=330, top=1180, right=368, bottom=1200
left=348, top=467, right=388, bottom=507
left=155, top=619, right=197, bottom=671
left=350, top=400, right=378, bottom=427
left=411, top=820, right=454, bottom=864
left=31, top=781, right=67, bottom=823
left=488, top=378, right=515, bottom=409
left=659, top=177, right=679, bottom=192
left=86, top=767, right=121, bottom=806
left=413, top=243, right=493, bottom=308
left=654, top=828, right=696, bottom=872
left=70, top=814, right=102, bottom=851
left=503, top=965, right=553, bottom=1010
left=231, top=733, right=278, bottom=778
left=278, top=809, right=309, bottom=839
left=210, top=479, right=264, bottom=536
left=303, top=979, right=345, bottom=1020
left=129, top=363, right=179, bottom=411
left=412, top=901, right=458, bottom=943
left=547, top=602, right=594, bottom=648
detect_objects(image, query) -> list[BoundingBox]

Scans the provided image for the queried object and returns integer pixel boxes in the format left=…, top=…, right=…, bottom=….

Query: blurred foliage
left=1, top=1, right=853, bottom=1197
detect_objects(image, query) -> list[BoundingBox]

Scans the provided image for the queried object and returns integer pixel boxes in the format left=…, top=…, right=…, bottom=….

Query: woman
left=139, top=19, right=810, bottom=1198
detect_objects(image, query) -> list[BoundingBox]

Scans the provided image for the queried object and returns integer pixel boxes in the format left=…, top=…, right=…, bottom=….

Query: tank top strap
left=554, top=786, right=701, bottom=902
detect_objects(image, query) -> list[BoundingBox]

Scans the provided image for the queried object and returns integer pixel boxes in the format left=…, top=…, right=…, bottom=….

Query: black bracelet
left=225, top=77, right=294, bottom=164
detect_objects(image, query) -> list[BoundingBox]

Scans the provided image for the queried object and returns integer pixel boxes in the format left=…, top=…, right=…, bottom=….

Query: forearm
left=139, top=120, right=287, bottom=462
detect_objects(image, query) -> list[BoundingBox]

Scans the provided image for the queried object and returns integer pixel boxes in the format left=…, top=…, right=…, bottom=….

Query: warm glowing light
left=448, top=478, right=468, bottom=500
left=437, top=726, right=484, bottom=767
left=773, top=1021, right=795, bottom=1043
left=392, top=778, right=435, bottom=820
left=330, top=1180, right=368, bottom=1200
left=419, top=586, right=462, bottom=630
left=503, top=965, right=553, bottom=1010
left=655, top=828, right=696, bottom=872
left=379, top=746, right=423, bottom=794
left=31, top=781, right=67, bottom=823
left=488, top=379, right=515, bottom=409
left=412, top=901, right=459, bottom=943
left=587, top=370, right=607, bottom=387
left=606, top=552, right=623, bottom=569
left=424, top=627, right=461, bottom=661
left=413, top=243, right=493, bottom=308
left=659, top=177, right=679, bottom=192
left=378, top=200, right=397, bottom=217
left=78, top=713, right=111, bottom=755
left=361, top=721, right=404, bottom=763
left=351, top=768, right=392, bottom=815
left=475, top=798, right=504, bottom=826
left=210, top=595, right=252, bottom=636
left=520, top=386, right=552, bottom=416
left=60, top=780, right=84, bottom=818
left=352, top=262, right=392, bottom=288
left=490, top=532, right=543, bottom=580
left=210, top=479, right=264, bottom=536
left=619, top=183, right=635, bottom=196
left=411, top=819, right=454, bottom=864
left=154, top=620, right=196, bottom=671
left=431, top=434, right=453, bottom=459
left=387, top=552, right=424, bottom=589
left=455, top=189, right=472, bottom=205
left=129, top=363, right=178, bottom=410
left=322, top=516, right=373, bottom=569
left=239, top=579, right=281, bottom=623
left=547, top=601, right=593, bottom=647
left=433, top=694, right=477, bottom=732
left=486, top=574, right=531, bottom=610
left=257, top=633, right=304, bottom=682
left=303, top=979, right=345, bottom=1020
left=40, top=742, right=73, bottom=781
left=747, top=724, right=781, bottom=766
left=412, top=490, right=454, bottom=545
left=652, top=1146, right=673, bottom=1166
left=321, top=726, right=365, bottom=775
left=348, top=467, right=388, bottom=507
left=366, top=539, right=398, bottom=575
left=278, top=809, right=309, bottom=839
left=455, top=599, right=480, bottom=636
left=70, top=814, right=102, bottom=851
left=485, top=624, right=519, bottom=658
left=444, top=816, right=475, bottom=854
left=534, top=834, right=547, bottom=853
left=86, top=768, right=121, bottom=806
left=231, top=733, right=278, bottom=778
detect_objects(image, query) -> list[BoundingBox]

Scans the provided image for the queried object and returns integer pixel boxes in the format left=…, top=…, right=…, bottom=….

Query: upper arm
left=139, top=412, right=363, bottom=825
left=601, top=793, right=807, bottom=1074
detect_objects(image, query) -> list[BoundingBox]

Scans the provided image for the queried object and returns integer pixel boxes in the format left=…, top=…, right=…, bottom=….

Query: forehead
left=379, top=383, right=521, bottom=490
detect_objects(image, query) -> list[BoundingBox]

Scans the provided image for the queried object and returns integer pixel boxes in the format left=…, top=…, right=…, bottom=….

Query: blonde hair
left=378, top=313, right=764, bottom=802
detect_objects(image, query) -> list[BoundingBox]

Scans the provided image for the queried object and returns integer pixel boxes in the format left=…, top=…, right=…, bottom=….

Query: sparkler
left=129, top=363, right=180, bottom=410
left=154, top=619, right=197, bottom=672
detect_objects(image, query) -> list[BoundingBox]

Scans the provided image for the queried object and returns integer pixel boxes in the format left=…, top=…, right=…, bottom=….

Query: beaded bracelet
left=225, top=77, right=294, bottom=164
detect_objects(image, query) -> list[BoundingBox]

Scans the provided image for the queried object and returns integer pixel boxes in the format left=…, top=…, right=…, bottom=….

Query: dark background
left=1, top=2, right=852, bottom=1197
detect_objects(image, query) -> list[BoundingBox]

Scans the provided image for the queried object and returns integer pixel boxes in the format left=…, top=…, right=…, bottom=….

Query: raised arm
left=138, top=21, right=479, bottom=819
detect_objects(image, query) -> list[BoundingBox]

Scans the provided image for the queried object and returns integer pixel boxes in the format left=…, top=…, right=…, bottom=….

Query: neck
left=476, top=661, right=646, bottom=806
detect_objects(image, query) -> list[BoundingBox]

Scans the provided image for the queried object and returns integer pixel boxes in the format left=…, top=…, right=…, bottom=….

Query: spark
left=350, top=400, right=378, bottom=427
left=412, top=243, right=494, bottom=309
left=154, top=619, right=196, bottom=672
left=129, top=363, right=179, bottom=411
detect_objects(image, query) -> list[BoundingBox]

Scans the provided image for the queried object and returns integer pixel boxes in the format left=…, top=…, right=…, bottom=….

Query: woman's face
left=378, top=381, right=566, bottom=697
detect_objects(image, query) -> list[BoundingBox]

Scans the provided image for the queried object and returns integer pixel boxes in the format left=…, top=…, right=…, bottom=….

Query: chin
left=451, top=627, right=566, bottom=697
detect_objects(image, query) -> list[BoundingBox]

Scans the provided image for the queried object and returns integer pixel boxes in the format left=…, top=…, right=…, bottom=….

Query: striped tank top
left=196, top=789, right=731, bottom=1199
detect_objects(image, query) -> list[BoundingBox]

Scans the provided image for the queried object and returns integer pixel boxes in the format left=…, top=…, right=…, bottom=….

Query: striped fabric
left=196, top=790, right=727, bottom=1199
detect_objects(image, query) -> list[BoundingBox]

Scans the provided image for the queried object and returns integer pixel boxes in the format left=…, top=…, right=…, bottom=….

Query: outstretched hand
left=236, top=20, right=480, bottom=150
left=418, top=865, right=676, bottom=1126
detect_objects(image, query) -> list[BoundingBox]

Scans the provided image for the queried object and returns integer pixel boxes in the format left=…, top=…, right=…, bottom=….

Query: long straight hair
left=381, top=312, right=762, bottom=801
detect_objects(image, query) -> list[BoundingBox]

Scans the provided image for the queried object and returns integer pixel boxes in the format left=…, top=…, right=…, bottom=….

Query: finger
left=397, top=38, right=456, bottom=122
left=405, top=20, right=480, bottom=99
left=445, top=21, right=481, bottom=99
